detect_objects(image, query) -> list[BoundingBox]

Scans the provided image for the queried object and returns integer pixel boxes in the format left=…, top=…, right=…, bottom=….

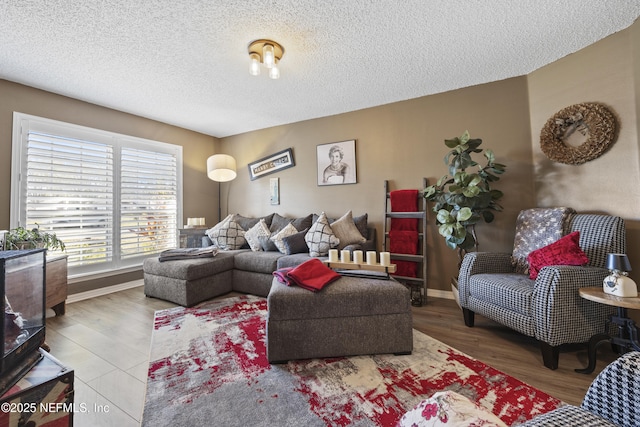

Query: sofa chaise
left=143, top=211, right=376, bottom=306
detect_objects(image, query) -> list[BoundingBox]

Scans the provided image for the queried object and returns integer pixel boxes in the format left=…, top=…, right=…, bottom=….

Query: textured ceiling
left=1, top=1, right=639, bottom=138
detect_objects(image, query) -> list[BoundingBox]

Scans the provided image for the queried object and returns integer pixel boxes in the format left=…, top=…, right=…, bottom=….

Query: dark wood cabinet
left=46, top=255, right=67, bottom=316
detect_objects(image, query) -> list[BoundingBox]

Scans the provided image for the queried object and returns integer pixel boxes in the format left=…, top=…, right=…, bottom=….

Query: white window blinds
left=120, top=146, right=178, bottom=259
left=11, top=113, right=182, bottom=277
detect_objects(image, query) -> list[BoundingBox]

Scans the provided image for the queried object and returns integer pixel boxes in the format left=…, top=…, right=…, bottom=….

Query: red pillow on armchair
left=527, top=231, right=589, bottom=279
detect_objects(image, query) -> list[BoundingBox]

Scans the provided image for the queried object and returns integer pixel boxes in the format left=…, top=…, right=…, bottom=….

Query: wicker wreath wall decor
left=539, top=102, right=618, bottom=165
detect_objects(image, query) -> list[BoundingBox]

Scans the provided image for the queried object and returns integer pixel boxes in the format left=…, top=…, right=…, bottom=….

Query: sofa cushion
left=469, top=273, right=534, bottom=316
left=233, top=213, right=274, bottom=230
left=291, top=214, right=313, bottom=232
left=511, top=207, right=576, bottom=275
left=270, top=213, right=292, bottom=233
left=331, top=210, right=366, bottom=250
left=353, top=213, right=368, bottom=238
left=305, top=212, right=340, bottom=257
left=142, top=252, right=235, bottom=281
left=282, top=228, right=309, bottom=255
left=233, top=250, right=283, bottom=274
left=244, top=219, right=271, bottom=251
left=268, top=275, right=410, bottom=320
left=527, top=231, right=588, bottom=279
left=276, top=253, right=315, bottom=269
left=208, top=218, right=246, bottom=250
left=205, top=213, right=232, bottom=237
left=271, top=223, right=299, bottom=253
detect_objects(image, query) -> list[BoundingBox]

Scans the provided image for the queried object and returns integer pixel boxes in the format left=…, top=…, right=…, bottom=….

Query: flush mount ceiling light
left=248, top=39, right=285, bottom=79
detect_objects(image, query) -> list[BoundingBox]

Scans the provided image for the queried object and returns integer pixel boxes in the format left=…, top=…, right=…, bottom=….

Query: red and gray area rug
left=142, top=296, right=561, bottom=427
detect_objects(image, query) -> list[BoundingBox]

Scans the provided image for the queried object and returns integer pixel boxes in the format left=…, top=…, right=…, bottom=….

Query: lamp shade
left=606, top=253, right=632, bottom=272
left=207, top=154, right=237, bottom=182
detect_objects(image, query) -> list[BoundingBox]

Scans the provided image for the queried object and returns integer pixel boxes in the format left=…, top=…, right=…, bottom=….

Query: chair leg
left=462, top=308, right=475, bottom=327
left=540, top=342, right=560, bottom=370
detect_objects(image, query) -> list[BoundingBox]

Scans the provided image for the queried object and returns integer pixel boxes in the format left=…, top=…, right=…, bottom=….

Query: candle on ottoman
left=366, top=251, right=377, bottom=265
left=380, top=252, right=391, bottom=266
left=328, top=249, right=339, bottom=262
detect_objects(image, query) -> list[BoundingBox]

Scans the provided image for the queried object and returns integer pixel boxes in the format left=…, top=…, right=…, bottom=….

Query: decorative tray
left=322, top=261, right=397, bottom=274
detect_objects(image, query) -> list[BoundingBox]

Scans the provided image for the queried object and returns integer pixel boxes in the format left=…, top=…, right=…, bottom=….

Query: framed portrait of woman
left=316, top=140, right=357, bottom=186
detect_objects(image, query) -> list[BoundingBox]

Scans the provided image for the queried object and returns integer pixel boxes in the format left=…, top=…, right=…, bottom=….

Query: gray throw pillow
left=282, top=228, right=309, bottom=255
left=270, top=213, right=292, bottom=233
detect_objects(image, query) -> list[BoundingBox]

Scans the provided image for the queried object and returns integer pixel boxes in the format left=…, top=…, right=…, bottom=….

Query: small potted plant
left=5, top=224, right=66, bottom=252
left=423, top=131, right=506, bottom=265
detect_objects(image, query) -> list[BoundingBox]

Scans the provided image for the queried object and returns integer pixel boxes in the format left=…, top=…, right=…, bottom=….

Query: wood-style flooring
left=45, top=282, right=618, bottom=426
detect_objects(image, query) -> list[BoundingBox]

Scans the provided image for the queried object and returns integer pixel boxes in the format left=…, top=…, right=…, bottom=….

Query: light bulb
left=263, top=43, right=275, bottom=68
left=249, top=53, right=261, bottom=76
left=269, top=60, right=280, bottom=79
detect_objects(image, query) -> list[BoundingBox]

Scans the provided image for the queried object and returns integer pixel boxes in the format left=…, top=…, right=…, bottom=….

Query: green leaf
left=490, top=189, right=504, bottom=199
left=468, top=174, right=482, bottom=187
left=484, top=149, right=495, bottom=163
left=436, top=175, right=449, bottom=186
left=444, top=137, right=461, bottom=149
left=423, top=186, right=436, bottom=199
left=467, top=138, right=482, bottom=151
left=457, top=207, right=473, bottom=222
left=482, top=210, right=495, bottom=223
left=459, top=233, right=477, bottom=250
left=445, top=239, right=458, bottom=250
left=436, top=209, right=454, bottom=224
left=439, top=223, right=454, bottom=238
left=462, top=186, right=480, bottom=198
left=459, top=130, right=470, bottom=144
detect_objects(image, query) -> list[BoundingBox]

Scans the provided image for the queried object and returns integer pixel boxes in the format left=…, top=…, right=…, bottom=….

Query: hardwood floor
left=45, top=282, right=618, bottom=426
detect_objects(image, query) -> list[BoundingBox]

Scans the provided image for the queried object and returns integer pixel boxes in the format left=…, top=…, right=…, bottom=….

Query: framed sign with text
left=248, top=148, right=295, bottom=180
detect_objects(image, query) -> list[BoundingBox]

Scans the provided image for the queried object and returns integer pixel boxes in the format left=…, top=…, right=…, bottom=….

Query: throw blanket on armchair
left=389, top=189, right=418, bottom=277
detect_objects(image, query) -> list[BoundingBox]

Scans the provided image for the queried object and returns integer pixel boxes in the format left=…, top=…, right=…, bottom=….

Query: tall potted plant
left=423, top=131, right=506, bottom=264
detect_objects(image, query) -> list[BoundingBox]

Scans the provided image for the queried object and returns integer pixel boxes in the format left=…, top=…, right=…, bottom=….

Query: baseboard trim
left=427, top=289, right=454, bottom=300
left=67, top=280, right=456, bottom=304
left=67, top=279, right=143, bottom=304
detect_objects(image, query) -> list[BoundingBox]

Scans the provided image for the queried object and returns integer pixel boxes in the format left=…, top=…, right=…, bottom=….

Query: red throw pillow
left=527, top=231, right=589, bottom=279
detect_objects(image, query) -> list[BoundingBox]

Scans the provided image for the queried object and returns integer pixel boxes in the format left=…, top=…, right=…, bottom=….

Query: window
left=11, top=113, right=183, bottom=278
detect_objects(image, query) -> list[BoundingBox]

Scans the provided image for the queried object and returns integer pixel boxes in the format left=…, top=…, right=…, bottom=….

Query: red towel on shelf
left=389, top=231, right=418, bottom=277
left=389, top=189, right=419, bottom=277
left=389, top=230, right=418, bottom=254
left=284, top=258, right=341, bottom=292
left=390, top=190, right=418, bottom=231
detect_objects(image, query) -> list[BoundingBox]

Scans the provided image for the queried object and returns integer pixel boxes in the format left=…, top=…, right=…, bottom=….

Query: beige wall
left=221, top=77, right=535, bottom=292
left=528, top=20, right=640, bottom=285
left=0, top=80, right=219, bottom=292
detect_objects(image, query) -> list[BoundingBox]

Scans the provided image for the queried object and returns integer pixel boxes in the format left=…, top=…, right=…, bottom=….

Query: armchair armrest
left=581, top=351, right=640, bottom=427
left=458, top=252, right=514, bottom=306
left=532, top=265, right=614, bottom=346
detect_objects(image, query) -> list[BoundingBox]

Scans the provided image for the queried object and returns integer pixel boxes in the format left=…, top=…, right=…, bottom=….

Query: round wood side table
left=575, top=287, right=640, bottom=374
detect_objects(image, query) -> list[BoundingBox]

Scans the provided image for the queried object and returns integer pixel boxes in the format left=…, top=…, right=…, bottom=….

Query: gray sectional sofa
left=143, top=211, right=376, bottom=306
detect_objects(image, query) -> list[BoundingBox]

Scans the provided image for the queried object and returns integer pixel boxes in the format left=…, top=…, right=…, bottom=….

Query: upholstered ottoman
left=143, top=252, right=235, bottom=306
left=266, top=275, right=413, bottom=363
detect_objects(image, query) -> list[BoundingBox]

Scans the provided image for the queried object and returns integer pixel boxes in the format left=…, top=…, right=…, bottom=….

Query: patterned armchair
left=458, top=208, right=626, bottom=369
left=518, top=351, right=640, bottom=426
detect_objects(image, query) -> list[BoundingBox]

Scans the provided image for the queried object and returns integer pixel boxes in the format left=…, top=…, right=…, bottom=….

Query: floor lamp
left=207, top=154, right=237, bottom=222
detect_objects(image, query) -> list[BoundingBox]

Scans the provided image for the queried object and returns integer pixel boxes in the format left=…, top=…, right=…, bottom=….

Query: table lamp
left=603, top=253, right=638, bottom=297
